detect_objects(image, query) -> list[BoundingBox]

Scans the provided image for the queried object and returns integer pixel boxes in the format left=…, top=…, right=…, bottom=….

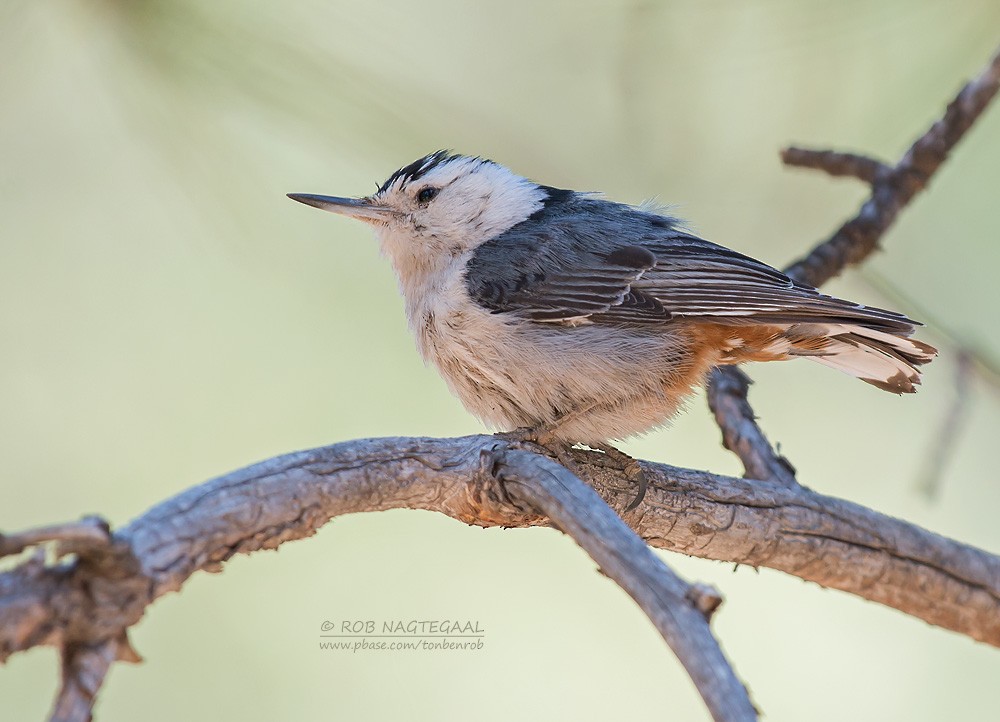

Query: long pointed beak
left=287, top=193, right=397, bottom=224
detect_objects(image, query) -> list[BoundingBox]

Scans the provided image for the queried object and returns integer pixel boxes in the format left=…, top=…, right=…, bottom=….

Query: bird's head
left=289, top=152, right=550, bottom=279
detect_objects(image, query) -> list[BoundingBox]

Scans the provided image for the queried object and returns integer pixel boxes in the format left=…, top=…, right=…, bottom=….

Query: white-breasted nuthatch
left=290, top=152, right=936, bottom=505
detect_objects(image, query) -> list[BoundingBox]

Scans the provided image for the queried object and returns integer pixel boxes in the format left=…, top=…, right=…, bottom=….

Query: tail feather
left=785, top=323, right=936, bottom=394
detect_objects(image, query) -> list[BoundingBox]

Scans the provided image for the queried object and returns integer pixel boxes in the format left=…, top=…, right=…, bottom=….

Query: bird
left=289, top=151, right=936, bottom=508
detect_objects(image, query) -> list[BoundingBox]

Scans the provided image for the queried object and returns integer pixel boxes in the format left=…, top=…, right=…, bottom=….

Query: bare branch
left=633, top=459, right=1000, bottom=646
left=50, top=636, right=138, bottom=722
left=490, top=449, right=756, bottom=722
left=781, top=147, right=890, bottom=184
left=705, top=367, right=797, bottom=486
left=3, top=436, right=998, bottom=705
left=2, top=439, right=760, bottom=722
left=0, top=516, right=111, bottom=560
left=784, top=44, right=1000, bottom=287
left=708, top=44, right=1000, bottom=478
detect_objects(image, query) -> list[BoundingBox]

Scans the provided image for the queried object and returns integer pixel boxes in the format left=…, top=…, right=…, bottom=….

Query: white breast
left=403, top=256, right=525, bottom=425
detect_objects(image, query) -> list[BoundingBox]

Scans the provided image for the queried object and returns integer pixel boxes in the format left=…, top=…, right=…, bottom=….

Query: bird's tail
left=783, top=323, right=937, bottom=393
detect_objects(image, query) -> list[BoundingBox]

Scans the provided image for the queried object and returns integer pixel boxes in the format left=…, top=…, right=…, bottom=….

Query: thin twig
left=781, top=147, right=890, bottom=184
left=858, top=269, right=999, bottom=497
left=863, top=268, right=1000, bottom=390
left=916, top=351, right=974, bottom=499
left=705, top=367, right=797, bottom=486
left=0, top=516, right=111, bottom=560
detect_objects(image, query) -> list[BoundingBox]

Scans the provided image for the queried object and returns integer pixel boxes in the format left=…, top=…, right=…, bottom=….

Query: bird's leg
left=593, top=443, right=647, bottom=512
left=496, top=400, right=595, bottom=458
left=495, top=402, right=610, bottom=483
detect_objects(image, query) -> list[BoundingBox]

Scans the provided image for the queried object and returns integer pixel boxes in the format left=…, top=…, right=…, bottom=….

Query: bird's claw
left=495, top=428, right=585, bottom=481
left=595, top=444, right=647, bottom=512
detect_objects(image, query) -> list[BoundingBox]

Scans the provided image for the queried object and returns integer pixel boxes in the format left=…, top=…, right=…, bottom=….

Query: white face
left=368, top=153, right=547, bottom=269
left=289, top=152, right=550, bottom=285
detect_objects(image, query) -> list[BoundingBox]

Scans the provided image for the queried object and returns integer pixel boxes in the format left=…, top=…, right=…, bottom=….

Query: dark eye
left=417, top=187, right=438, bottom=204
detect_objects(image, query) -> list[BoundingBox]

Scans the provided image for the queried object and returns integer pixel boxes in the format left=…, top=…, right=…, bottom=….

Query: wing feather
left=464, top=193, right=917, bottom=334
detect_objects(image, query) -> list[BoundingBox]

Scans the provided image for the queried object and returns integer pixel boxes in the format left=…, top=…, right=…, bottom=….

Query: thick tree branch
left=1, top=438, right=765, bottom=722
left=3, top=437, right=999, bottom=720
left=51, top=638, right=131, bottom=722
left=490, top=450, right=756, bottom=722
left=708, top=44, right=1000, bottom=480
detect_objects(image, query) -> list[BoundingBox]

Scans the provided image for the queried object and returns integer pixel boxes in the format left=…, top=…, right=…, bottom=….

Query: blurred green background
left=2, top=1, right=1000, bottom=720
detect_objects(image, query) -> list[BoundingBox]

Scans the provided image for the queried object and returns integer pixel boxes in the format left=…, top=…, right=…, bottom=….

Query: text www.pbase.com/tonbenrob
left=319, top=638, right=484, bottom=653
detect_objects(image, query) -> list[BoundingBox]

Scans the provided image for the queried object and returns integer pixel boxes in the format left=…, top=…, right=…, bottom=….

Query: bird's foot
left=495, top=427, right=585, bottom=480
left=594, top=443, right=647, bottom=512
left=496, top=430, right=646, bottom=512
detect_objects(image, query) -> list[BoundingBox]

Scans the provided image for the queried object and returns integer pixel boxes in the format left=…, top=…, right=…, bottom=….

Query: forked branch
left=707, top=44, right=1000, bottom=482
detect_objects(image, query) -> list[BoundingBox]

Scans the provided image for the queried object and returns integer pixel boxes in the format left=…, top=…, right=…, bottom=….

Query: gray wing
left=637, top=234, right=914, bottom=332
left=465, top=195, right=915, bottom=333
left=466, top=228, right=669, bottom=323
